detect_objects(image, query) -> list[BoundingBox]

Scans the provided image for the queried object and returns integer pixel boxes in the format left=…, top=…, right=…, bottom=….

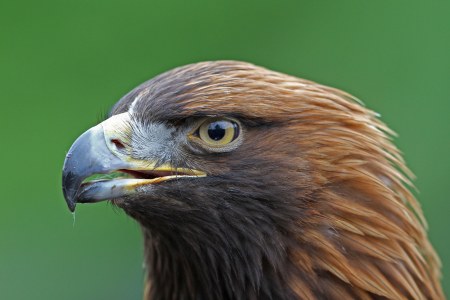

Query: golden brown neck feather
left=286, top=80, right=442, bottom=299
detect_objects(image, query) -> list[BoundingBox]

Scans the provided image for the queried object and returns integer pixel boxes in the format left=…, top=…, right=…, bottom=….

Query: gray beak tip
left=62, top=170, right=79, bottom=212
left=67, top=201, right=76, bottom=212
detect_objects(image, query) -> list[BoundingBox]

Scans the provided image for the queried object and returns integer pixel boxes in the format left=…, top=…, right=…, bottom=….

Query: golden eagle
left=62, top=61, right=443, bottom=299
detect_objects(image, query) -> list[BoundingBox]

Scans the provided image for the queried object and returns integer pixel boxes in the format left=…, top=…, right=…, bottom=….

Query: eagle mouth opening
left=81, top=169, right=197, bottom=185
left=119, top=169, right=189, bottom=180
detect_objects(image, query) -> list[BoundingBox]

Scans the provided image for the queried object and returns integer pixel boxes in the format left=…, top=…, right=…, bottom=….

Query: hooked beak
left=62, top=113, right=205, bottom=212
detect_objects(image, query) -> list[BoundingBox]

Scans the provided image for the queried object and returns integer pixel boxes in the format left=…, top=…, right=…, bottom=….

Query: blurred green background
left=1, top=0, right=449, bottom=299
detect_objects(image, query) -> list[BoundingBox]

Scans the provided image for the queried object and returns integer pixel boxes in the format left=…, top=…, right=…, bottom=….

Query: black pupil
left=207, top=121, right=229, bottom=141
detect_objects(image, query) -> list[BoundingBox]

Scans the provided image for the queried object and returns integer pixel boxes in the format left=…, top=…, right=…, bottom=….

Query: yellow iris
left=198, top=119, right=239, bottom=147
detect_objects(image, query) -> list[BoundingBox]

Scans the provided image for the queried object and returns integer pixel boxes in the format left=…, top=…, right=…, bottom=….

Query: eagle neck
left=141, top=226, right=297, bottom=300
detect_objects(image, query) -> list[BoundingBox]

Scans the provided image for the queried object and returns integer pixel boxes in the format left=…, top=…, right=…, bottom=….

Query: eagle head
left=62, top=61, right=443, bottom=299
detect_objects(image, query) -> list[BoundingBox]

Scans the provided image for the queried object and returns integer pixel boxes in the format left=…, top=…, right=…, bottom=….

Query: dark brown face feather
left=91, top=61, right=442, bottom=299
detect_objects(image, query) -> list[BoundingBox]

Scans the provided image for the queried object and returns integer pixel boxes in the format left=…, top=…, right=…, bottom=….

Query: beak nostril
left=111, top=139, right=125, bottom=150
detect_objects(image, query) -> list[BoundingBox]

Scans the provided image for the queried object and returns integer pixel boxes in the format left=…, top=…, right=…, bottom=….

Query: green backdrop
left=1, top=0, right=449, bottom=298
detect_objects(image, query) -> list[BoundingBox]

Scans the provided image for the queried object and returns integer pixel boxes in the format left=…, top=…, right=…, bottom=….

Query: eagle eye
left=193, top=118, right=241, bottom=150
